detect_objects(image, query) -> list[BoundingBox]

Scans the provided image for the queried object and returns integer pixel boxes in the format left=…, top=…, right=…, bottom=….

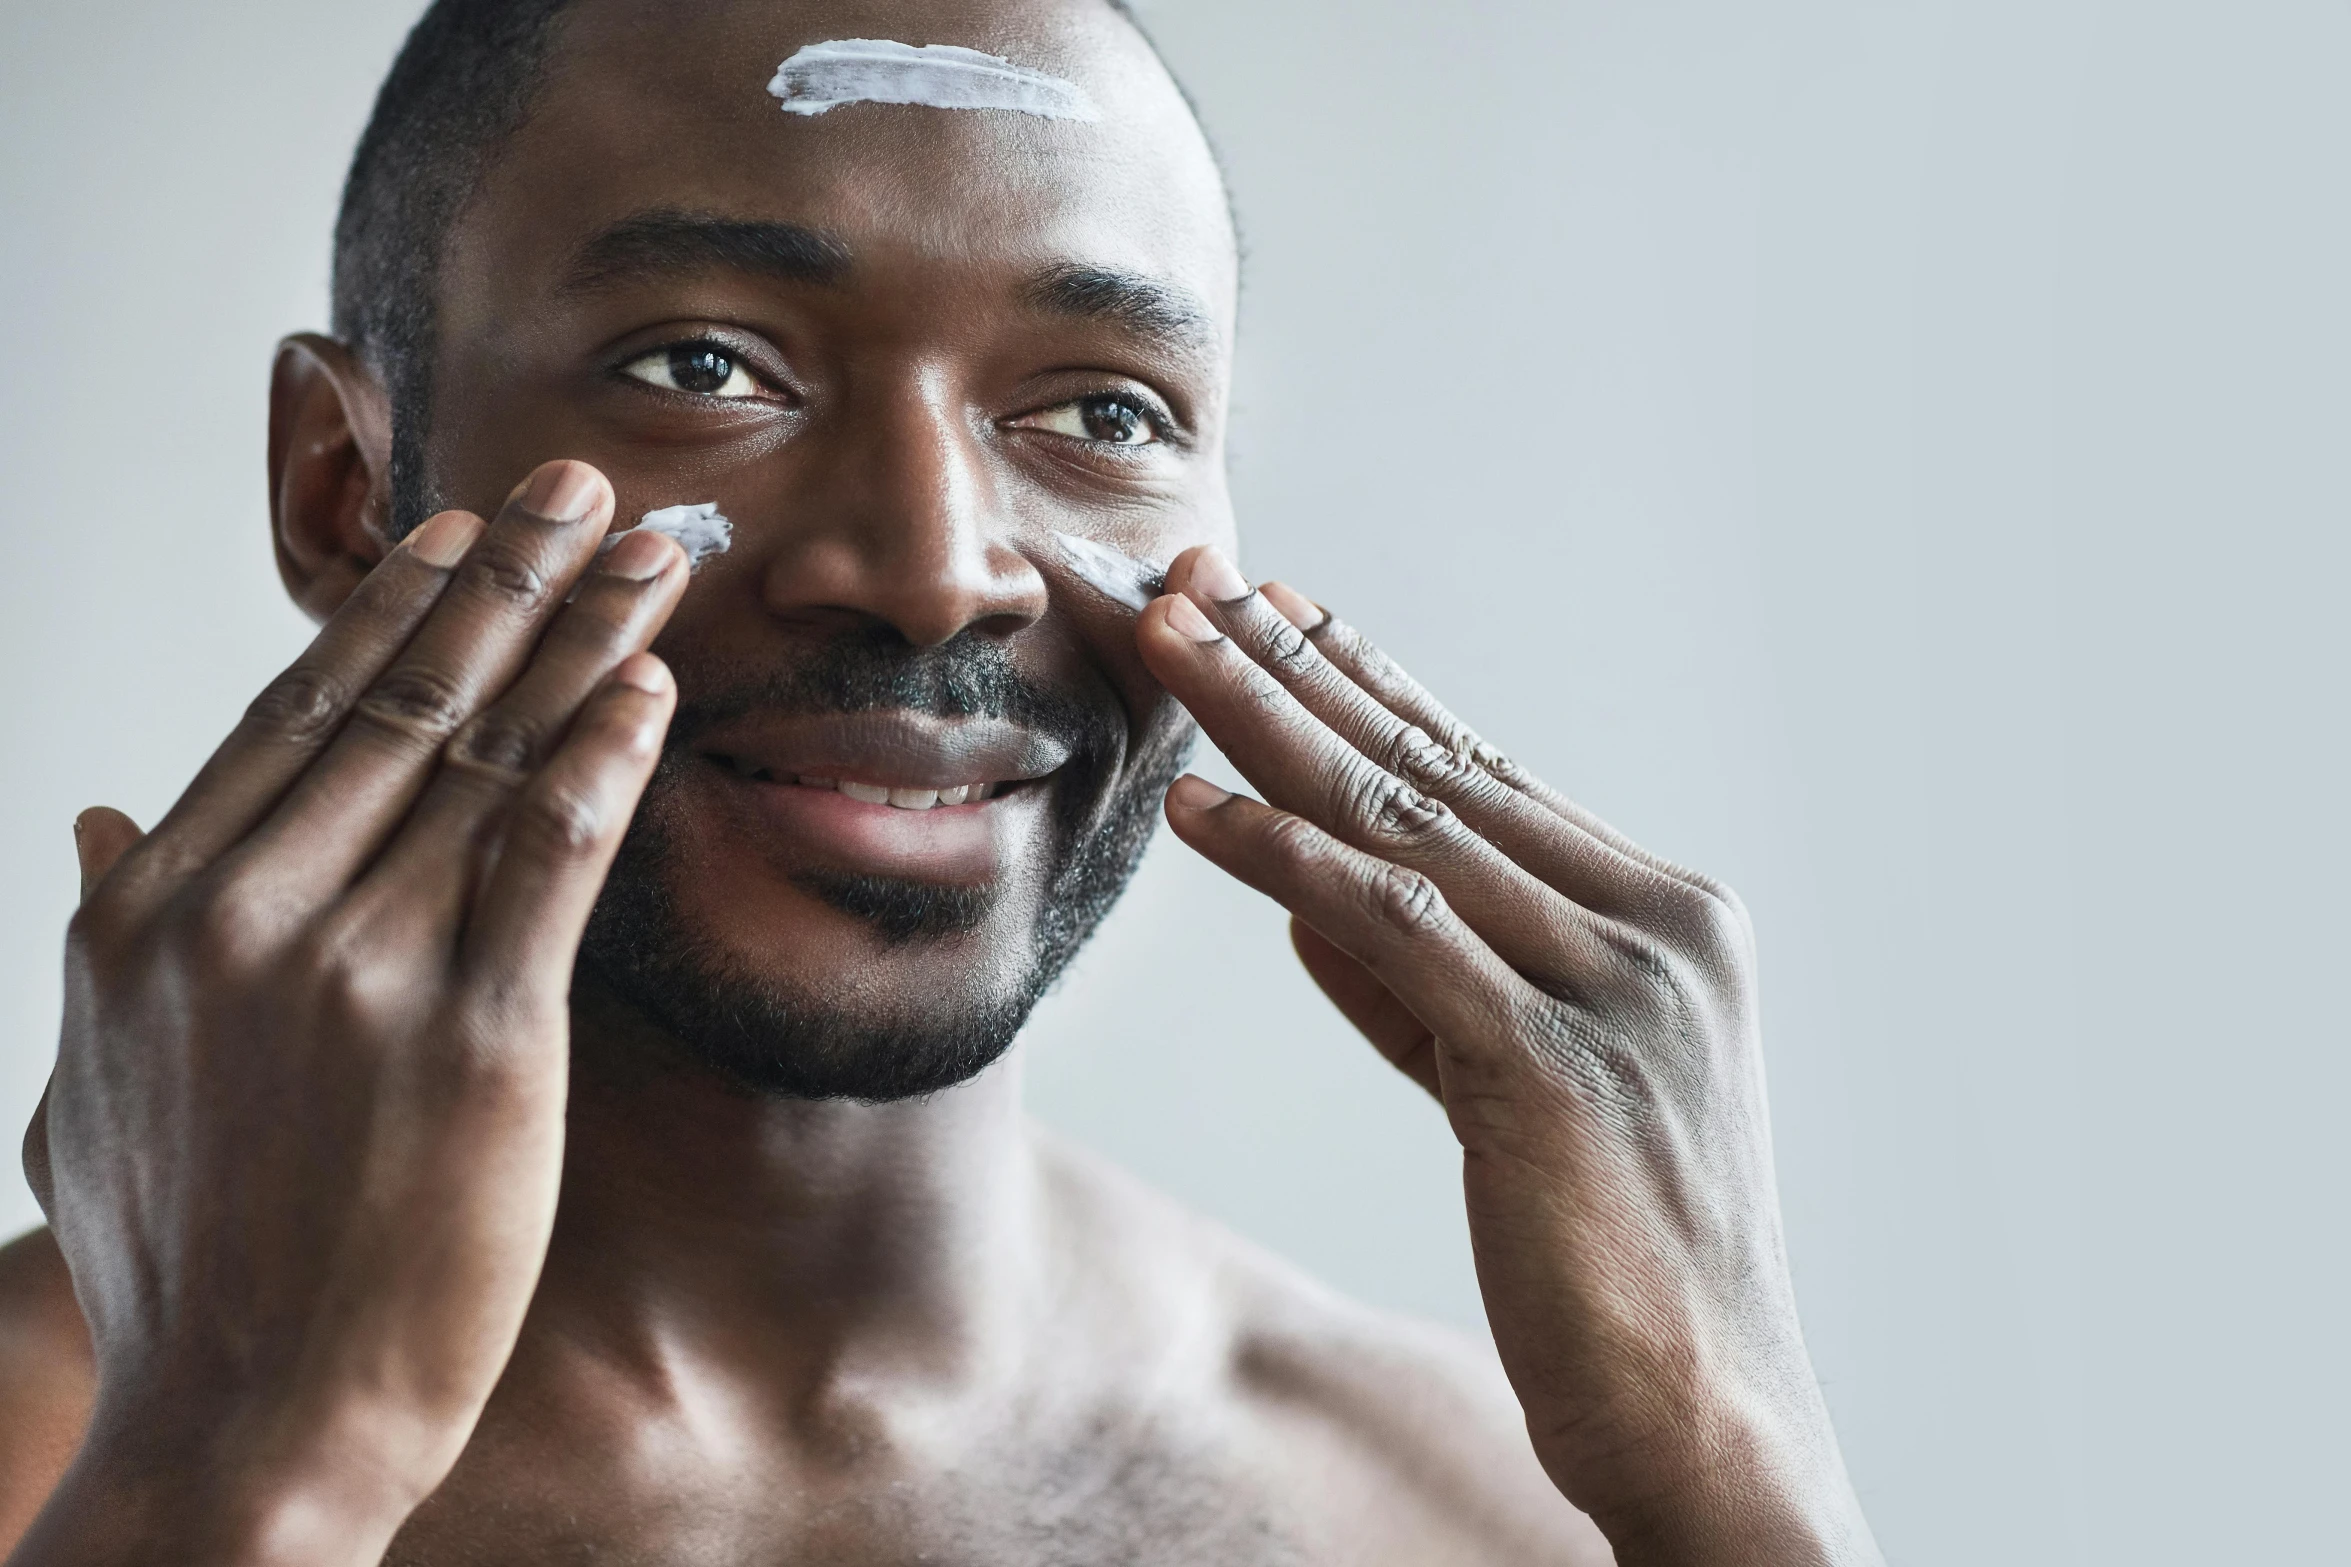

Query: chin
left=572, top=664, right=1193, bottom=1102
left=574, top=789, right=1064, bottom=1104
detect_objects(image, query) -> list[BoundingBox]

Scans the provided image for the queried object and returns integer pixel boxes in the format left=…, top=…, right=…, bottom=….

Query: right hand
left=14, top=462, right=684, bottom=1567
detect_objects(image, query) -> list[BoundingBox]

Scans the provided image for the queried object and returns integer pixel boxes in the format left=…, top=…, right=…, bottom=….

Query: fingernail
left=612, top=653, right=672, bottom=696
left=598, top=529, right=678, bottom=581
left=1166, top=774, right=1232, bottom=811
left=408, top=509, right=485, bottom=568
left=1164, top=593, right=1223, bottom=643
left=521, top=460, right=606, bottom=523
left=1189, top=547, right=1250, bottom=603
left=1261, top=581, right=1327, bottom=632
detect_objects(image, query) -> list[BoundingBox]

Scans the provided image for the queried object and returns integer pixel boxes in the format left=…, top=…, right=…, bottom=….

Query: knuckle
left=510, top=781, right=607, bottom=860
left=296, top=914, right=409, bottom=1030
left=64, top=895, right=134, bottom=963
left=1233, top=661, right=1290, bottom=717
left=1257, top=808, right=1325, bottom=865
left=458, top=543, right=553, bottom=608
left=433, top=1016, right=554, bottom=1108
left=1255, top=613, right=1319, bottom=677
left=356, top=665, right=472, bottom=746
left=1662, top=878, right=1753, bottom=957
left=243, top=665, right=350, bottom=745
left=1342, top=768, right=1452, bottom=849
left=171, top=878, right=281, bottom=976
left=307, top=951, right=386, bottom=1032
left=1385, top=724, right=1478, bottom=792
left=1597, top=923, right=1680, bottom=987
left=447, top=708, right=544, bottom=778
left=1363, top=863, right=1448, bottom=935
left=1475, top=744, right=1540, bottom=795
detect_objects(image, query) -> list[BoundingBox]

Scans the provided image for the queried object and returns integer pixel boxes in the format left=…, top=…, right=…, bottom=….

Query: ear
left=268, top=333, right=396, bottom=624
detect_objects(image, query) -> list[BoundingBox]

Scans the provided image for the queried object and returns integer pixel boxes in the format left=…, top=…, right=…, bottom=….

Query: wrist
left=1540, top=1385, right=1880, bottom=1567
left=9, top=1397, right=431, bottom=1567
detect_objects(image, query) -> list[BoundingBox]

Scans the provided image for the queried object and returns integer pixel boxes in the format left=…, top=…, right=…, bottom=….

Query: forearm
left=7, top=1421, right=418, bottom=1567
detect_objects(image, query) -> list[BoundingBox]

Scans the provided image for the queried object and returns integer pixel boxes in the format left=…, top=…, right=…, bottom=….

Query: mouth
left=684, top=710, right=1072, bottom=888
left=708, top=756, right=1023, bottom=812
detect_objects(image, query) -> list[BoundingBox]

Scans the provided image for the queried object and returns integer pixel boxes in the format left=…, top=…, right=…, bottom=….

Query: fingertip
left=74, top=806, right=144, bottom=896
left=1260, top=581, right=1328, bottom=633
left=1165, top=773, right=1234, bottom=814
left=406, top=509, right=486, bottom=569
left=1159, top=544, right=1213, bottom=597
left=1161, top=593, right=1224, bottom=644
left=512, top=458, right=613, bottom=526
left=610, top=651, right=674, bottom=699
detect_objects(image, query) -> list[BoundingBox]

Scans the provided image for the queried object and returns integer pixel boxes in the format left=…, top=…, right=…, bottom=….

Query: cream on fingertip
left=601, top=503, right=734, bottom=572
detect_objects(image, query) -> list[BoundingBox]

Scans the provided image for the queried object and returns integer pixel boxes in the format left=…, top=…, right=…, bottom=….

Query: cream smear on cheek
left=767, top=39, right=1101, bottom=121
left=602, top=503, right=734, bottom=572
left=1053, top=532, right=1168, bottom=612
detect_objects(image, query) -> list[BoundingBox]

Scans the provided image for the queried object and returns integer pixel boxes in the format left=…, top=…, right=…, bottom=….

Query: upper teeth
left=723, top=758, right=998, bottom=809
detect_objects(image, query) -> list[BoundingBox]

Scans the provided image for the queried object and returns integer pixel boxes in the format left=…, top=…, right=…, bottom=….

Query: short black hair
left=333, top=0, right=579, bottom=536
left=331, top=0, right=1189, bottom=537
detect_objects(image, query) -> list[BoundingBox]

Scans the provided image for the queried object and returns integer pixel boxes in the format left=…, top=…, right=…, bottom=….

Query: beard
left=575, top=623, right=1193, bottom=1103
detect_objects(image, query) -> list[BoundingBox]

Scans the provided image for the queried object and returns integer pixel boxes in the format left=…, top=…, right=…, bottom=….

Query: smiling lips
left=693, top=708, right=1072, bottom=865
left=716, top=757, right=1014, bottom=811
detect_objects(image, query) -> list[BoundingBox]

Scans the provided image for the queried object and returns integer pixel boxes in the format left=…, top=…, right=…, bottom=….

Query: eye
left=1019, top=393, right=1164, bottom=448
left=621, top=342, right=767, bottom=400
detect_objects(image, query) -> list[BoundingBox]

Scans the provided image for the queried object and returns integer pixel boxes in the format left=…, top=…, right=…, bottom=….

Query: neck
left=531, top=976, right=1044, bottom=1394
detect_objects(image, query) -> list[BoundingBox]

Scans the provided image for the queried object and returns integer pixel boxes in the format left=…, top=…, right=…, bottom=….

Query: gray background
left=2, top=1, right=2344, bottom=1560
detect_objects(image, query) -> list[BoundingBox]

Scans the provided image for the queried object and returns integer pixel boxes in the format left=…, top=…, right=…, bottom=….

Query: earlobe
left=268, top=333, right=395, bottom=624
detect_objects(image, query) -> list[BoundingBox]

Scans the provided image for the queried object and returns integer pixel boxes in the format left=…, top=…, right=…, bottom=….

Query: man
left=0, top=0, right=1882, bottom=1561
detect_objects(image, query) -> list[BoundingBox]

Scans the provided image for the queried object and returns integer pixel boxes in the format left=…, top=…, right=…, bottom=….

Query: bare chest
left=382, top=1414, right=1317, bottom=1567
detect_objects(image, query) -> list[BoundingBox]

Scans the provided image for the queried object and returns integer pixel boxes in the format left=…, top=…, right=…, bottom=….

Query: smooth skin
left=0, top=0, right=1879, bottom=1562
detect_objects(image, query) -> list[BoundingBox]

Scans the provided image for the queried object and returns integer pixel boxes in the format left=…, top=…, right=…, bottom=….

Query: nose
left=755, top=367, right=1048, bottom=647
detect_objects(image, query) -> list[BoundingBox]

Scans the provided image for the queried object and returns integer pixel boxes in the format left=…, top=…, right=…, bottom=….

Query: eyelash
left=1033, top=389, right=1186, bottom=452
left=613, top=337, right=1187, bottom=450
left=615, top=336, right=786, bottom=403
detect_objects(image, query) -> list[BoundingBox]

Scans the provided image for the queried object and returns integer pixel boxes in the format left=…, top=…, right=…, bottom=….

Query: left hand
left=1134, top=547, right=1880, bottom=1567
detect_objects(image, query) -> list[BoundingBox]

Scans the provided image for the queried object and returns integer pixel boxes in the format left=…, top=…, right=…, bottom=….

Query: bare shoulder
left=1035, top=1136, right=1614, bottom=1566
left=0, top=1227, right=95, bottom=1552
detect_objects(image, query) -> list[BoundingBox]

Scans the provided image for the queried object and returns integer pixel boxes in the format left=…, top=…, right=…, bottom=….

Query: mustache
left=660, top=624, right=1120, bottom=762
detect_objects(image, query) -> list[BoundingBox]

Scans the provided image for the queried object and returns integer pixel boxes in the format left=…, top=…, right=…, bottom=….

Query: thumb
left=73, top=807, right=143, bottom=903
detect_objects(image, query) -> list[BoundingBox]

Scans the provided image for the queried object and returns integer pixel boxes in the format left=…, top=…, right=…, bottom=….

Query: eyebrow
left=560, top=211, right=1222, bottom=360
left=1020, top=263, right=1222, bottom=358
left=562, top=210, right=853, bottom=293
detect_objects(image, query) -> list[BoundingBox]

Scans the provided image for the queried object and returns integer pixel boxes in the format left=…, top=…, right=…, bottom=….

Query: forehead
left=448, top=0, right=1235, bottom=335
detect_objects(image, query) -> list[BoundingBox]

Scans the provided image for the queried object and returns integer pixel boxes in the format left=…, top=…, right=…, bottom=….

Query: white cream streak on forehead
left=767, top=39, right=1102, bottom=121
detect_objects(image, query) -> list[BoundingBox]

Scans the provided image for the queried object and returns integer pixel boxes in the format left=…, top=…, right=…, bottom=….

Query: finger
left=1167, top=549, right=1696, bottom=922
left=1289, top=915, right=1441, bottom=1099
left=107, top=510, right=483, bottom=908
left=1137, top=585, right=1602, bottom=982
left=1162, top=776, right=1555, bottom=1082
left=1262, top=578, right=1724, bottom=898
left=459, top=654, right=675, bottom=990
left=364, top=528, right=686, bottom=928
left=73, top=808, right=144, bottom=903
left=239, top=460, right=618, bottom=899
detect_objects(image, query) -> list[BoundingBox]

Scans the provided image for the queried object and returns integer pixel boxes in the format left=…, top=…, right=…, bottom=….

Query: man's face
left=414, top=0, right=1237, bottom=1096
